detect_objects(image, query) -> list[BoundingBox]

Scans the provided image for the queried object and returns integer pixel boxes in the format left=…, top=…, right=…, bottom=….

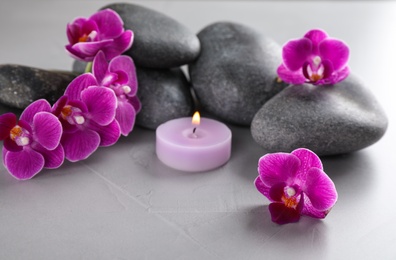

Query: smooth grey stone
left=102, top=3, right=200, bottom=68
left=189, top=22, right=287, bottom=126
left=251, top=75, right=388, bottom=156
left=136, top=67, right=194, bottom=129
left=0, top=65, right=77, bottom=109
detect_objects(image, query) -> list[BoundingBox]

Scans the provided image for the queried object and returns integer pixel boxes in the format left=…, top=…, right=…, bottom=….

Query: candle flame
left=192, top=111, right=200, bottom=126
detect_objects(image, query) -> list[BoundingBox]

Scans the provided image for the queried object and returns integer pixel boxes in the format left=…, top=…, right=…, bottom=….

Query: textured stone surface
left=102, top=3, right=200, bottom=68
left=251, top=75, right=388, bottom=156
left=189, top=22, right=287, bottom=126
left=136, top=67, right=194, bottom=129
left=0, top=65, right=77, bottom=109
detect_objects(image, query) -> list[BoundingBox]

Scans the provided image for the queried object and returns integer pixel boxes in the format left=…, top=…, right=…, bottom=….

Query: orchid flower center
left=61, top=105, right=85, bottom=125
left=102, top=74, right=117, bottom=87
left=122, top=85, right=131, bottom=94
left=111, top=84, right=132, bottom=98
left=10, top=125, right=30, bottom=146
left=78, top=31, right=97, bottom=43
left=305, top=56, right=325, bottom=83
left=281, top=186, right=300, bottom=209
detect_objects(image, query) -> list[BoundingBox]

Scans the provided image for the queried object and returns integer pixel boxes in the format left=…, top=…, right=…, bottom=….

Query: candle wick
left=193, top=127, right=197, bottom=134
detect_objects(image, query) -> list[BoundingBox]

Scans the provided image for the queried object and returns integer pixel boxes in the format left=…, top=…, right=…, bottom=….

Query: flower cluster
left=255, top=148, right=338, bottom=224
left=277, top=29, right=350, bottom=85
left=0, top=10, right=139, bottom=180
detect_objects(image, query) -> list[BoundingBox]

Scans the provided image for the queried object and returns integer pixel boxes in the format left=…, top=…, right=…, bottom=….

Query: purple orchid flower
left=277, top=29, right=350, bottom=85
left=93, top=51, right=141, bottom=136
left=0, top=100, right=64, bottom=180
left=66, top=9, right=133, bottom=62
left=52, top=73, right=120, bottom=162
left=255, top=148, right=338, bottom=224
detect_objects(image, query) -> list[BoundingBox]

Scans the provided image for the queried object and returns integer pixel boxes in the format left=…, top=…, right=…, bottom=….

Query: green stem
left=84, top=62, right=93, bottom=73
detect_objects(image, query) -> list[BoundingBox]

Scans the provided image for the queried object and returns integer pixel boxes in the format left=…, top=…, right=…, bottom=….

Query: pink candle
left=156, top=112, right=232, bottom=172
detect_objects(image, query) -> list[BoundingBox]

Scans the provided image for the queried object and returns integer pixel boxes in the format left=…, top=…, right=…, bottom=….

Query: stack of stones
left=0, top=3, right=388, bottom=156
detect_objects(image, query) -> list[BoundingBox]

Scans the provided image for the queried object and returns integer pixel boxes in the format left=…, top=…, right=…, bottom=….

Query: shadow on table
left=246, top=205, right=328, bottom=256
left=321, top=151, right=375, bottom=204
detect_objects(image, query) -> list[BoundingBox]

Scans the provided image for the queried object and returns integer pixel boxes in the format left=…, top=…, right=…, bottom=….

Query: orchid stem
left=84, top=62, right=93, bottom=73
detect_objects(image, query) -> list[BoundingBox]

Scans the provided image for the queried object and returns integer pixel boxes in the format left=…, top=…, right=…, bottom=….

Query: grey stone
left=102, top=3, right=200, bottom=69
left=251, top=75, right=388, bottom=156
left=0, top=64, right=77, bottom=109
left=136, top=67, right=194, bottom=129
left=189, top=22, right=287, bottom=126
left=72, top=60, right=86, bottom=74
left=0, top=103, right=22, bottom=116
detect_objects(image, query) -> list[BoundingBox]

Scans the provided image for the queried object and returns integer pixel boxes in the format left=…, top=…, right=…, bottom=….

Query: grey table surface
left=1, top=0, right=395, bottom=259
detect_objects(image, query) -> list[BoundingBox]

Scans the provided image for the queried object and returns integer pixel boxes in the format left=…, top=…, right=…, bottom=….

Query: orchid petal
left=254, top=176, right=270, bottom=199
left=304, top=29, right=328, bottom=54
left=32, top=112, right=62, bottom=150
left=4, top=138, right=22, bottom=152
left=269, top=182, right=287, bottom=202
left=319, top=39, right=349, bottom=71
left=67, top=18, right=98, bottom=44
left=269, top=203, right=301, bottom=225
left=128, top=96, right=142, bottom=113
left=5, top=148, right=44, bottom=180
left=291, top=148, right=323, bottom=185
left=101, top=30, right=134, bottom=61
left=92, top=51, right=108, bottom=84
left=304, top=29, right=328, bottom=45
left=112, top=70, right=129, bottom=86
left=64, top=73, right=98, bottom=101
left=89, top=120, right=121, bottom=147
left=20, top=99, right=51, bottom=124
left=2, top=147, right=8, bottom=164
left=282, top=38, right=312, bottom=71
left=60, top=119, right=78, bottom=134
left=301, top=194, right=328, bottom=219
left=52, top=95, right=69, bottom=117
left=65, top=45, right=91, bottom=62
left=109, top=55, right=138, bottom=94
left=304, top=167, right=338, bottom=211
left=66, top=40, right=113, bottom=61
left=80, top=19, right=99, bottom=40
left=33, top=144, right=64, bottom=169
left=81, top=87, right=117, bottom=126
left=322, top=66, right=350, bottom=85
left=66, top=17, right=88, bottom=44
left=90, top=9, right=124, bottom=39
left=258, top=153, right=301, bottom=187
left=115, top=100, right=136, bottom=136
left=61, top=129, right=100, bottom=162
left=18, top=120, right=32, bottom=133
left=321, top=59, right=334, bottom=80
left=0, top=113, right=16, bottom=140
left=277, top=64, right=306, bottom=85
left=71, top=39, right=113, bottom=55
left=101, top=72, right=119, bottom=87
left=68, top=100, right=89, bottom=113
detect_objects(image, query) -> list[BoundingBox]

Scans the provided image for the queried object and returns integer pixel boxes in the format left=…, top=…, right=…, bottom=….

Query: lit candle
left=156, top=112, right=232, bottom=172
